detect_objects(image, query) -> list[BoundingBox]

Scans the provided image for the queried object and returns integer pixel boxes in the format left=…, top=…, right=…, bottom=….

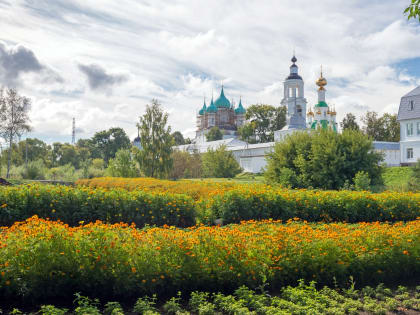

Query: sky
left=0, top=0, right=419, bottom=144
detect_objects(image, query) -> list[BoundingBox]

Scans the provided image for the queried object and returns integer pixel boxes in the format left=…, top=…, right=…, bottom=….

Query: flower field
left=1, top=178, right=417, bottom=227
left=0, top=216, right=419, bottom=303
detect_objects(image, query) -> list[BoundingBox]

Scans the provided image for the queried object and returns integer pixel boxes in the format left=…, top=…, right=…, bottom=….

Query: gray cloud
left=78, top=63, right=128, bottom=91
left=0, top=41, right=62, bottom=86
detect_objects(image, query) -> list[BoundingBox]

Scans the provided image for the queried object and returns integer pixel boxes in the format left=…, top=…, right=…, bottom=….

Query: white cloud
left=0, top=0, right=419, bottom=142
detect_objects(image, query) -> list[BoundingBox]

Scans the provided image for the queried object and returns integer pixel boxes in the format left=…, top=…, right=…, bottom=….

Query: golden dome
left=316, top=66, right=327, bottom=90
left=316, top=110, right=321, bottom=115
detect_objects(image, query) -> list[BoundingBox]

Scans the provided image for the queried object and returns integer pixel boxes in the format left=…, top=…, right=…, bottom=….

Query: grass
left=382, top=167, right=412, bottom=191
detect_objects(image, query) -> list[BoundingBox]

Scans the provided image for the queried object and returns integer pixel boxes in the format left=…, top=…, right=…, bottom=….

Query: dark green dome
left=235, top=98, right=246, bottom=114
left=214, top=86, right=231, bottom=108
left=198, top=99, right=207, bottom=115
left=207, top=98, right=217, bottom=113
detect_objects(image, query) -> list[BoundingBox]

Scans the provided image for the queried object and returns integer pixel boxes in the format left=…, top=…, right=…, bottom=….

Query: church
left=174, top=55, right=405, bottom=172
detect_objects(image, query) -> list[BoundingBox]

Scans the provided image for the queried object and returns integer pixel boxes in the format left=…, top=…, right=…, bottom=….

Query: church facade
left=195, top=86, right=246, bottom=142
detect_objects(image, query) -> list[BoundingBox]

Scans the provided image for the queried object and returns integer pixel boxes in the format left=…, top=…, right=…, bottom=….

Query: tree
left=106, top=148, right=138, bottom=177
left=361, top=111, right=400, bottom=142
left=0, top=88, right=32, bottom=178
left=245, top=104, right=286, bottom=143
left=265, top=129, right=383, bottom=190
left=340, top=113, right=360, bottom=131
left=202, top=145, right=242, bottom=178
left=206, top=126, right=223, bottom=142
left=169, top=150, right=202, bottom=179
left=136, top=99, right=173, bottom=178
left=405, top=0, right=420, bottom=21
left=172, top=131, right=185, bottom=146
left=90, top=128, right=131, bottom=164
left=238, top=122, right=256, bottom=143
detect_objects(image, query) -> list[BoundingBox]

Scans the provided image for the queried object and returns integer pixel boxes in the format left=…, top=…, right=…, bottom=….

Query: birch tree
left=136, top=99, right=173, bottom=178
left=0, top=88, right=32, bottom=178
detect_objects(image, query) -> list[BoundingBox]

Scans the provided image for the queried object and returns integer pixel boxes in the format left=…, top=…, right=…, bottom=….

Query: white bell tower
left=280, top=55, right=307, bottom=129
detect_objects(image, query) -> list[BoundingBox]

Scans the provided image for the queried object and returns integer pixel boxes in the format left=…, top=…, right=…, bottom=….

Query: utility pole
left=72, top=118, right=76, bottom=145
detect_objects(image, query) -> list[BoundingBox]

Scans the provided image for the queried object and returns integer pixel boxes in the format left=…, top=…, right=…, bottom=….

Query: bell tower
left=281, top=55, right=307, bottom=129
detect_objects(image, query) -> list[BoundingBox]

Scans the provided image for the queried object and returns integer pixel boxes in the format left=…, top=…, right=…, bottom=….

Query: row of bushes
left=0, top=217, right=419, bottom=302
left=0, top=183, right=419, bottom=226
left=202, top=187, right=420, bottom=224
left=0, top=184, right=195, bottom=227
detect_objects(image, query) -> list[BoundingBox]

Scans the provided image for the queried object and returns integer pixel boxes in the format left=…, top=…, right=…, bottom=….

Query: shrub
left=0, top=184, right=196, bottom=227
left=265, top=129, right=383, bottom=190
left=19, top=159, right=46, bottom=180
left=202, top=145, right=242, bottom=178
left=354, top=171, right=371, bottom=191
left=0, top=217, right=418, bottom=302
left=106, top=149, right=139, bottom=178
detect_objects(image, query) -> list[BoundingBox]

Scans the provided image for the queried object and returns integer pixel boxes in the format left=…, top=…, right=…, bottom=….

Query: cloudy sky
left=0, top=0, right=419, bottom=144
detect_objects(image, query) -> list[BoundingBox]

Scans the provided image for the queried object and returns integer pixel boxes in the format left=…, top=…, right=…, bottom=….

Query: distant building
left=398, top=85, right=420, bottom=165
left=195, top=86, right=246, bottom=143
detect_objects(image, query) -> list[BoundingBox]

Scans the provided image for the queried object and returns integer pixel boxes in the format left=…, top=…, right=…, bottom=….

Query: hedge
left=200, top=187, right=420, bottom=224
left=0, top=217, right=419, bottom=302
left=0, top=184, right=195, bottom=227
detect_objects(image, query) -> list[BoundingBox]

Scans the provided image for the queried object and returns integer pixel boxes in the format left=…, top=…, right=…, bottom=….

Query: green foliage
left=204, top=186, right=420, bottom=224
left=361, top=111, right=400, bottom=142
left=133, top=295, right=157, bottom=314
left=245, top=104, right=286, bottom=143
left=89, top=128, right=131, bottom=165
left=201, top=145, right=242, bottom=178
left=382, top=166, right=413, bottom=191
left=103, top=302, right=124, bottom=315
left=106, top=149, right=138, bottom=178
left=238, top=122, right=256, bottom=143
left=340, top=113, right=360, bottom=131
left=73, top=293, right=101, bottom=315
left=162, top=292, right=184, bottom=314
left=408, top=159, right=420, bottom=191
left=265, top=129, right=383, bottom=190
left=169, top=150, right=202, bottom=179
left=136, top=99, right=173, bottom=178
left=353, top=171, right=371, bottom=191
left=405, top=0, right=420, bottom=21
left=19, top=159, right=47, bottom=180
left=205, top=126, right=223, bottom=142
left=0, top=183, right=196, bottom=227
left=172, top=131, right=186, bottom=145
left=39, top=305, right=68, bottom=315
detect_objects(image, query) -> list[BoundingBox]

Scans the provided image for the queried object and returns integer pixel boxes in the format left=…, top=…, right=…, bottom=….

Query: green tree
left=172, top=131, right=185, bottom=146
left=169, top=150, right=202, bottom=179
left=90, top=128, right=131, bottom=164
left=206, top=126, right=223, bottom=142
left=265, top=129, right=383, bottom=190
left=202, top=145, right=242, bottom=178
left=408, top=159, right=420, bottom=191
left=106, top=149, right=138, bottom=177
left=0, top=88, right=32, bottom=178
left=136, top=99, right=173, bottom=178
left=238, top=122, right=256, bottom=143
left=340, top=113, right=360, bottom=131
left=361, top=112, right=400, bottom=142
left=405, top=0, right=420, bottom=21
left=245, top=104, right=286, bottom=143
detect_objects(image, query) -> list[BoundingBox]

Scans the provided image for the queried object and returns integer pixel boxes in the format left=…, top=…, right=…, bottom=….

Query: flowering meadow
left=0, top=216, right=419, bottom=303
left=1, top=178, right=416, bottom=227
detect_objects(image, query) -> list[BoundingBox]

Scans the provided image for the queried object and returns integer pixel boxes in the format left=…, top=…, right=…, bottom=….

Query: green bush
left=0, top=184, right=196, bottom=227
left=354, top=171, right=371, bottom=191
left=202, top=187, right=420, bottom=224
left=19, top=159, right=47, bottom=180
left=265, top=129, right=383, bottom=190
left=202, top=145, right=242, bottom=178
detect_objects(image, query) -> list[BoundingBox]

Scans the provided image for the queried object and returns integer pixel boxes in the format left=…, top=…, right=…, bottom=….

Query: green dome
left=198, top=100, right=207, bottom=115
left=235, top=98, right=246, bottom=114
left=314, top=101, right=328, bottom=108
left=214, top=86, right=231, bottom=108
left=206, top=98, right=218, bottom=113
